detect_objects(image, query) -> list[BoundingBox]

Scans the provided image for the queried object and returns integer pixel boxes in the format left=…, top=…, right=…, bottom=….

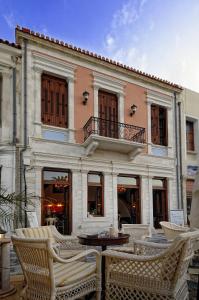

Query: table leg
left=101, top=245, right=106, bottom=300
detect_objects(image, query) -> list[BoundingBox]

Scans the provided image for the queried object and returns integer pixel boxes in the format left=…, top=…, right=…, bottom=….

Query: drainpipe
left=12, top=67, right=17, bottom=145
left=178, top=100, right=184, bottom=209
left=20, top=38, right=28, bottom=227
left=174, top=92, right=180, bottom=208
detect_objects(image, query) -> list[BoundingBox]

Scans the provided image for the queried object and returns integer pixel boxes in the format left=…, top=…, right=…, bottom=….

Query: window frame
left=87, top=171, right=104, bottom=217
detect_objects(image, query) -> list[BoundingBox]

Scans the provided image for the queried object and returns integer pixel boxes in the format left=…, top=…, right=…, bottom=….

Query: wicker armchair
left=103, top=230, right=199, bottom=300
left=160, top=221, right=189, bottom=241
left=15, top=225, right=85, bottom=259
left=122, top=224, right=153, bottom=244
left=12, top=236, right=101, bottom=300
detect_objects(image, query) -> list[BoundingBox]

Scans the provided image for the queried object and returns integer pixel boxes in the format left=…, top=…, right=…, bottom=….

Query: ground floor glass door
left=42, top=169, right=71, bottom=234
left=153, top=178, right=168, bottom=228
left=117, top=175, right=140, bottom=228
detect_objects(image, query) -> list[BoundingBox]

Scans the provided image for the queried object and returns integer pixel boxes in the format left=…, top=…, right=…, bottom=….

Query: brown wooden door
left=98, top=90, right=118, bottom=138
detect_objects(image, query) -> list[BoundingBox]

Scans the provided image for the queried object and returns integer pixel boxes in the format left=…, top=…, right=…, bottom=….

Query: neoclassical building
left=0, top=27, right=184, bottom=234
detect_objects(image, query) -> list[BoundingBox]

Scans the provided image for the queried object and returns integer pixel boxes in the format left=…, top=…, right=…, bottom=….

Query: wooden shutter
left=159, top=107, right=167, bottom=146
left=186, top=121, right=194, bottom=151
left=151, top=105, right=159, bottom=144
left=41, top=74, right=68, bottom=128
left=98, top=90, right=118, bottom=138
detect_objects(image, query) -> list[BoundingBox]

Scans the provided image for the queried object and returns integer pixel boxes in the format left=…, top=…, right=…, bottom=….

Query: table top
left=78, top=233, right=129, bottom=247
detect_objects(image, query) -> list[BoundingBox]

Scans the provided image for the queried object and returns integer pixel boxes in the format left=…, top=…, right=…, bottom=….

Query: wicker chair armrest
left=54, top=236, right=84, bottom=250
left=103, top=249, right=162, bottom=262
left=133, top=239, right=171, bottom=255
left=52, top=248, right=100, bottom=262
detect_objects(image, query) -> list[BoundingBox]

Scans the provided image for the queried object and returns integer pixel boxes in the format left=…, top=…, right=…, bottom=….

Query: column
left=93, top=86, right=99, bottom=118
left=147, top=101, right=152, bottom=154
left=112, top=173, right=119, bottom=229
left=140, top=175, right=149, bottom=224
left=1, top=70, right=12, bottom=142
left=118, top=93, right=124, bottom=138
left=118, top=92, right=124, bottom=124
left=167, top=106, right=173, bottom=157
left=68, top=78, right=75, bottom=142
left=81, top=170, right=88, bottom=221
left=71, top=169, right=82, bottom=234
left=148, top=176, right=154, bottom=226
left=103, top=172, right=112, bottom=219
left=33, top=67, right=42, bottom=138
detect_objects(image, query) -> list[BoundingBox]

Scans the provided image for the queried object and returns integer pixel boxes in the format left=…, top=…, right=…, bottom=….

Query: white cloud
left=111, top=0, right=147, bottom=28
left=105, top=34, right=115, bottom=50
left=102, top=0, right=199, bottom=92
left=3, top=12, right=15, bottom=29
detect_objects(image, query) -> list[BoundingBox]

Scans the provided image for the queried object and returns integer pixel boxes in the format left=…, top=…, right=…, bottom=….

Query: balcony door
left=98, top=90, right=118, bottom=138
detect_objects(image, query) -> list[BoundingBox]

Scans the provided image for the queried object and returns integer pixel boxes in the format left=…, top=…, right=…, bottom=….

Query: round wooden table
left=78, top=233, right=129, bottom=251
left=78, top=233, right=129, bottom=299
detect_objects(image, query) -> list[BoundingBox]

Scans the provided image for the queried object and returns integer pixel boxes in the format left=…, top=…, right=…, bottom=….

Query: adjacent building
left=0, top=26, right=192, bottom=235
left=181, top=89, right=199, bottom=223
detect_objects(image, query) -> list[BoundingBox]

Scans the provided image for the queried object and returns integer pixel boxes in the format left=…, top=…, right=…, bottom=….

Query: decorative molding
left=146, top=90, right=173, bottom=108
left=93, top=71, right=125, bottom=95
left=32, top=51, right=76, bottom=80
left=85, top=141, right=99, bottom=156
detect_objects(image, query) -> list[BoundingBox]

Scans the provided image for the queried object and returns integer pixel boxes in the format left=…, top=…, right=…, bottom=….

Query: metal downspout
left=178, top=100, right=184, bottom=209
left=12, top=67, right=17, bottom=144
left=20, top=38, right=28, bottom=227
left=174, top=92, right=180, bottom=208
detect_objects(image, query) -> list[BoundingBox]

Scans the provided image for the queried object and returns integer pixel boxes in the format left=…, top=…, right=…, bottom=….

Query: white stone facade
left=0, top=29, right=183, bottom=234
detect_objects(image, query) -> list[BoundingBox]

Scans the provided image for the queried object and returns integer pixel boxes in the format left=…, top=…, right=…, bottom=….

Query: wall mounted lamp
left=82, top=91, right=89, bottom=105
left=130, top=104, right=137, bottom=116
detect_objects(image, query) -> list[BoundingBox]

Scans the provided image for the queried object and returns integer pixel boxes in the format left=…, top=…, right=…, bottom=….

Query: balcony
left=83, top=117, right=146, bottom=160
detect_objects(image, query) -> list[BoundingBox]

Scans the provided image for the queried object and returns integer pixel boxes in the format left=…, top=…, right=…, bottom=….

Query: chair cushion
left=22, top=226, right=56, bottom=244
left=54, top=261, right=96, bottom=286
left=59, top=249, right=83, bottom=259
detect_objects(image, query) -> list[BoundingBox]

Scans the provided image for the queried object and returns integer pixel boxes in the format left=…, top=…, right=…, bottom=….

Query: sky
left=0, top=0, right=199, bottom=92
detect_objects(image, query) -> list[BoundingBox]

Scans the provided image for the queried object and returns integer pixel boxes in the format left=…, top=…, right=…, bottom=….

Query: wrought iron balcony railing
left=83, top=117, right=146, bottom=143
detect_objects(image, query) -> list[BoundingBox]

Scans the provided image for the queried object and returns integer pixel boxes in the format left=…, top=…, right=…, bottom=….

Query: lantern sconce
left=82, top=91, right=89, bottom=105
left=130, top=104, right=137, bottom=116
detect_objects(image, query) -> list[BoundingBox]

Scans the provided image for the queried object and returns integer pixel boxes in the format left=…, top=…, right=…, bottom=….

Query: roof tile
left=16, top=25, right=182, bottom=90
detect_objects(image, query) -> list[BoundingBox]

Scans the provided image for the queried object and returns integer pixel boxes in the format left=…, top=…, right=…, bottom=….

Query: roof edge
left=15, top=26, right=183, bottom=91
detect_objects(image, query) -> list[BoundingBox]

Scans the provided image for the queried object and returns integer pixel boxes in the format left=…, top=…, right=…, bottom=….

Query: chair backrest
left=122, top=224, right=152, bottom=243
left=12, top=236, right=55, bottom=297
left=160, top=221, right=189, bottom=241
left=158, top=230, right=199, bottom=286
left=15, top=225, right=56, bottom=244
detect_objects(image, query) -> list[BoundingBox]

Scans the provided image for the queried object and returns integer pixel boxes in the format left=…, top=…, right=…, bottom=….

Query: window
left=151, top=104, right=167, bottom=146
left=186, top=121, right=194, bottom=151
left=88, top=172, right=104, bottom=216
left=41, top=74, right=68, bottom=128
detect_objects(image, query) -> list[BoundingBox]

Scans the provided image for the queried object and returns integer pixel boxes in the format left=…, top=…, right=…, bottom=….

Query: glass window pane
left=44, top=171, right=69, bottom=182
left=88, top=173, right=101, bottom=184
left=117, top=176, right=137, bottom=185
left=152, top=179, right=163, bottom=187
left=88, top=186, right=103, bottom=216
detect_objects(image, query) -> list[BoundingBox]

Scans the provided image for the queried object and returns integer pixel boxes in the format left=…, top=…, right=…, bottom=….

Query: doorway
left=117, top=175, right=140, bottom=228
left=42, top=169, right=72, bottom=234
left=98, top=90, right=118, bottom=138
left=152, top=178, right=168, bottom=228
